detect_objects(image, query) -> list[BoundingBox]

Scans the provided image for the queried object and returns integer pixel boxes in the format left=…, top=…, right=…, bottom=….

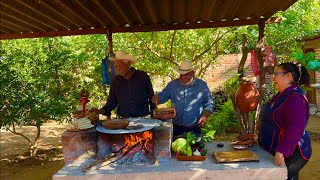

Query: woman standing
left=259, top=62, right=312, bottom=180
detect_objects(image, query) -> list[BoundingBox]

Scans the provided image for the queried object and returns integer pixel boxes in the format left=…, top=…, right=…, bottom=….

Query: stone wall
left=61, top=129, right=97, bottom=164
left=153, top=120, right=173, bottom=161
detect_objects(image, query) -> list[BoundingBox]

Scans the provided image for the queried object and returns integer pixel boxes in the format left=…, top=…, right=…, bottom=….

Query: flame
left=123, top=131, right=153, bottom=151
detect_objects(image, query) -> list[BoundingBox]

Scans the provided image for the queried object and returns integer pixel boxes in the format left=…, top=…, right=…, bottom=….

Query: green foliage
left=201, top=129, right=216, bottom=142
left=111, top=28, right=228, bottom=79
left=203, top=100, right=240, bottom=135
left=0, top=36, right=108, bottom=128
left=266, top=0, right=320, bottom=53
left=290, top=48, right=320, bottom=72
left=223, top=74, right=240, bottom=98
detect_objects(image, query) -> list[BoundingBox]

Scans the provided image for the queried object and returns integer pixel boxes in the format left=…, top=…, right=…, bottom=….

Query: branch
left=231, top=95, right=246, bottom=135
left=197, top=45, right=219, bottom=77
left=169, top=30, right=176, bottom=60
left=193, top=31, right=227, bottom=62
left=7, top=122, right=33, bottom=145
left=238, top=34, right=249, bottom=78
left=132, top=33, right=177, bottom=65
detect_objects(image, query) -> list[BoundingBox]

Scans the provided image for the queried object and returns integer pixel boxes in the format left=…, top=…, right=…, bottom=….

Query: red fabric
left=263, top=46, right=274, bottom=66
left=250, top=46, right=274, bottom=77
left=251, top=49, right=260, bottom=76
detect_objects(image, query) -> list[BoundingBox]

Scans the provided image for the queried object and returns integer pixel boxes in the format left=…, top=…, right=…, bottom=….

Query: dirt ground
left=1, top=116, right=319, bottom=180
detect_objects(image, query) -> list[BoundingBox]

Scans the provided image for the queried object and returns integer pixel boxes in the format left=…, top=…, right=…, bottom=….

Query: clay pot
left=153, top=108, right=176, bottom=121
left=235, top=81, right=259, bottom=112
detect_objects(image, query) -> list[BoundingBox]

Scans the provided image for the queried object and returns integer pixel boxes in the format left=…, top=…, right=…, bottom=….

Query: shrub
left=203, top=99, right=240, bottom=135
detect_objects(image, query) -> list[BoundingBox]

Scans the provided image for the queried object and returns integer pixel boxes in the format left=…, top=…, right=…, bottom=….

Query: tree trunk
left=7, top=123, right=41, bottom=157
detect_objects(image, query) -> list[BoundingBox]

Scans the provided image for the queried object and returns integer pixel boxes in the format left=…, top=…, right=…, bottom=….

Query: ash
left=116, top=146, right=152, bottom=165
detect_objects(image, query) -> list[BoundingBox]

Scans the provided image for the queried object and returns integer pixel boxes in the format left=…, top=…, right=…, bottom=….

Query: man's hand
left=198, top=116, right=207, bottom=128
left=89, top=107, right=104, bottom=114
left=274, top=151, right=285, bottom=166
left=151, top=95, right=159, bottom=105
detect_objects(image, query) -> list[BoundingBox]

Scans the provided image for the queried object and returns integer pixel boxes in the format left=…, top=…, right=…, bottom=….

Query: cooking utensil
left=213, top=150, right=259, bottom=163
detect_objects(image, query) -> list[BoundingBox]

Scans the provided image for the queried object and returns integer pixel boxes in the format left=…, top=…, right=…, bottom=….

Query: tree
left=0, top=37, right=91, bottom=156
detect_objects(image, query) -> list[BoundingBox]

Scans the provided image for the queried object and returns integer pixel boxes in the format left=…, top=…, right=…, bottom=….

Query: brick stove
left=61, top=119, right=173, bottom=166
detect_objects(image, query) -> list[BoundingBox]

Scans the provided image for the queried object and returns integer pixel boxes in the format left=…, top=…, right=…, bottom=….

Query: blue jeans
left=285, top=146, right=309, bottom=180
left=173, top=124, right=201, bottom=139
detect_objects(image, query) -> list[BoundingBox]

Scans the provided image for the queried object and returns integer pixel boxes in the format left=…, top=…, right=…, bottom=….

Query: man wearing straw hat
left=152, top=60, right=214, bottom=138
left=91, top=50, right=155, bottom=119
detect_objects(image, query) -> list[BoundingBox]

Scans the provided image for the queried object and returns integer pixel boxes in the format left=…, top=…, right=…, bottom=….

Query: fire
left=123, top=131, right=153, bottom=151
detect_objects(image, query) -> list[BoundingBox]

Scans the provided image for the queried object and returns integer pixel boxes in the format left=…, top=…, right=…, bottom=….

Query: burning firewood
left=82, top=152, right=117, bottom=172
left=82, top=141, right=144, bottom=172
left=82, top=131, right=158, bottom=172
left=142, top=146, right=159, bottom=165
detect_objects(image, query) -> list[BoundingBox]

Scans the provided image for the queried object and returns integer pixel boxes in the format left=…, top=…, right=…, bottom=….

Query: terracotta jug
left=235, top=77, right=260, bottom=112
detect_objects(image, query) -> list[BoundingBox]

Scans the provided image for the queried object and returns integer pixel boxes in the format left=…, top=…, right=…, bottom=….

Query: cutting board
left=213, top=150, right=259, bottom=163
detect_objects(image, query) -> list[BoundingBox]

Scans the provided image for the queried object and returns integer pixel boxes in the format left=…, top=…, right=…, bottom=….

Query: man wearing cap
left=152, top=60, right=214, bottom=138
left=91, top=50, right=155, bottom=119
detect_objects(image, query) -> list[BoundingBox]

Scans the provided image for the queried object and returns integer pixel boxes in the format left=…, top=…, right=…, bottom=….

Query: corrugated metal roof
left=0, top=0, right=297, bottom=40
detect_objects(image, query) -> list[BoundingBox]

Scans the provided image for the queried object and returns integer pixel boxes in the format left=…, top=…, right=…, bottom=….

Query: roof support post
left=254, top=19, right=266, bottom=133
left=107, top=30, right=114, bottom=55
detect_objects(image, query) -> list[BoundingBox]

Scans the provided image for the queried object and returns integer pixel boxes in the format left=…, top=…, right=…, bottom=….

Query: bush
left=203, top=99, right=240, bottom=135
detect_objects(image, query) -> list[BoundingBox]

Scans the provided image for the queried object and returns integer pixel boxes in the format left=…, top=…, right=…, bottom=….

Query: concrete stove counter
left=53, top=142, right=286, bottom=180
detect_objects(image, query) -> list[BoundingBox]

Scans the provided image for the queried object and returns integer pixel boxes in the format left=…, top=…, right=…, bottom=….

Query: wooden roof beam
left=40, top=1, right=81, bottom=28
left=0, top=1, right=57, bottom=30
left=55, top=0, right=93, bottom=27
left=17, top=0, right=69, bottom=29
left=74, top=0, right=105, bottom=27
left=1, top=12, right=46, bottom=32
left=91, top=0, right=119, bottom=26
left=0, top=17, right=282, bottom=40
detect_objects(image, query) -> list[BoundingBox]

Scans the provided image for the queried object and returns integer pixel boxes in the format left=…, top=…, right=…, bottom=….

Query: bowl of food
left=153, top=108, right=176, bottom=120
left=102, top=119, right=130, bottom=130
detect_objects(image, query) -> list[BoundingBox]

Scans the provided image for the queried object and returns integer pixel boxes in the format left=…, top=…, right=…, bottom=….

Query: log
left=83, top=141, right=144, bottom=172
left=82, top=152, right=116, bottom=172
left=142, top=146, right=159, bottom=165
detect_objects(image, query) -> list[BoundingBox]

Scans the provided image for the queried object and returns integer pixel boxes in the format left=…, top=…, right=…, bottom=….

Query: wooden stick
left=142, top=146, right=159, bottom=165
left=82, top=145, right=127, bottom=172
left=82, top=152, right=116, bottom=172
left=83, top=141, right=145, bottom=172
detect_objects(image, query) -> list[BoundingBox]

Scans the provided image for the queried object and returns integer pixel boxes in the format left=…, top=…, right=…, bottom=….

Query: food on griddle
left=102, top=119, right=130, bottom=130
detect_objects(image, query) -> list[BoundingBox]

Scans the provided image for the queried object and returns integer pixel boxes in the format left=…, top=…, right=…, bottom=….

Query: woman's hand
left=274, top=151, right=285, bottom=166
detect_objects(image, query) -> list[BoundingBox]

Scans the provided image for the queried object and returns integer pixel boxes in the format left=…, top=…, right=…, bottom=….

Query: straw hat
left=174, top=60, right=197, bottom=75
left=109, top=50, right=137, bottom=64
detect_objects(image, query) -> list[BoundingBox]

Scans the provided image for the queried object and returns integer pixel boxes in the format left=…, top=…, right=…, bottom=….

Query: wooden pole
left=107, top=30, right=113, bottom=54
left=254, top=19, right=266, bottom=134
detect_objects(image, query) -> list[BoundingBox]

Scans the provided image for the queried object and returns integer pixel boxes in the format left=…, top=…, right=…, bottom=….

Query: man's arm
left=198, top=82, right=214, bottom=127
left=145, top=74, right=155, bottom=116
left=157, top=81, right=174, bottom=104
left=198, top=110, right=211, bottom=127
left=100, top=79, right=119, bottom=116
